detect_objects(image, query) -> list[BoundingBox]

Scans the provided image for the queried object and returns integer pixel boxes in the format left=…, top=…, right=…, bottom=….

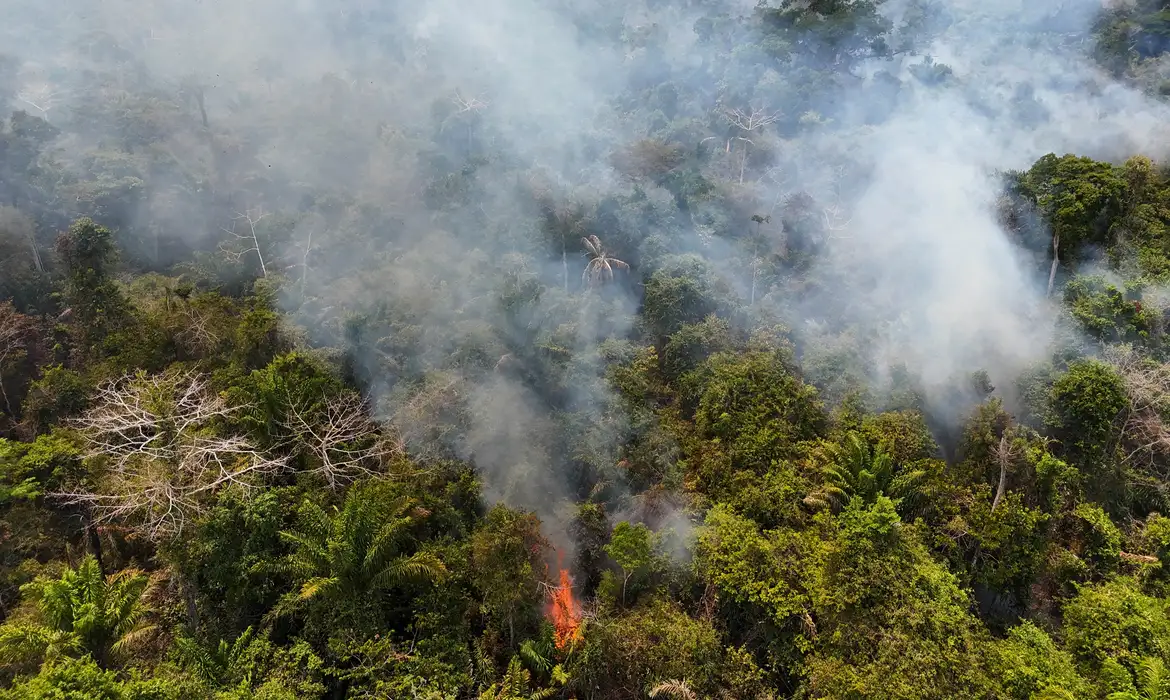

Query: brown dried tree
left=581, top=235, right=629, bottom=287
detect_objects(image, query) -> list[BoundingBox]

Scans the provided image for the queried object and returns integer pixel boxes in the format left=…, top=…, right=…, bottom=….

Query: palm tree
left=175, top=626, right=257, bottom=689
left=581, top=235, right=629, bottom=287
left=0, top=556, right=155, bottom=669
left=1109, top=657, right=1170, bottom=700
left=270, top=483, right=446, bottom=623
left=478, top=656, right=557, bottom=700
left=805, top=432, right=927, bottom=514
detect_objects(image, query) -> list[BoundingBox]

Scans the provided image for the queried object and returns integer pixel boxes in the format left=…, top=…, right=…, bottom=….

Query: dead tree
left=1106, top=345, right=1170, bottom=473
left=55, top=371, right=287, bottom=540
left=0, top=303, right=32, bottom=417
left=280, top=391, right=401, bottom=489
left=15, top=83, right=63, bottom=121
left=220, top=208, right=271, bottom=277
left=721, top=106, right=780, bottom=184
left=991, top=433, right=1021, bottom=512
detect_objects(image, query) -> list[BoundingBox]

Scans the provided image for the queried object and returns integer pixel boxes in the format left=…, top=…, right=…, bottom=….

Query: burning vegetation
left=549, top=558, right=582, bottom=650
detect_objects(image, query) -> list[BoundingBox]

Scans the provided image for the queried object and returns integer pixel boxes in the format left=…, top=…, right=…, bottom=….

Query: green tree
left=54, top=218, right=131, bottom=359
left=604, top=521, right=654, bottom=606
left=274, top=481, right=446, bottom=630
left=478, top=656, right=558, bottom=700
left=806, top=432, right=926, bottom=514
left=470, top=505, right=550, bottom=649
left=1022, top=154, right=1125, bottom=295
left=1048, top=359, right=1127, bottom=503
left=1109, top=657, right=1170, bottom=700
left=0, top=556, right=154, bottom=670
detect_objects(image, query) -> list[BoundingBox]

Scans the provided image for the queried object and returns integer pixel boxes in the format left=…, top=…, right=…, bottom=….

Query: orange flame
left=549, top=555, right=582, bottom=650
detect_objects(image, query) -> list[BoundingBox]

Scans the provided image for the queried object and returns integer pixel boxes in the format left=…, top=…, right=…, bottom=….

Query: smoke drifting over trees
left=6, top=0, right=1170, bottom=696
left=4, top=0, right=1163, bottom=532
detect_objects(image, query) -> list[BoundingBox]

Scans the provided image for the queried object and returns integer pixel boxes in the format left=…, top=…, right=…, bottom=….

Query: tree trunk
left=1047, top=232, right=1059, bottom=298
left=992, top=436, right=1009, bottom=513
left=27, top=232, right=43, bottom=273
left=183, top=576, right=200, bottom=631
left=83, top=507, right=105, bottom=576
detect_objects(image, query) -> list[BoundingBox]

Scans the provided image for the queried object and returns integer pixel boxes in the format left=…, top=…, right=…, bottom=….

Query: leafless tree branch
left=219, top=208, right=270, bottom=277
left=280, top=391, right=402, bottom=489
left=54, top=371, right=286, bottom=539
left=0, top=303, right=32, bottom=416
left=1107, top=345, right=1170, bottom=474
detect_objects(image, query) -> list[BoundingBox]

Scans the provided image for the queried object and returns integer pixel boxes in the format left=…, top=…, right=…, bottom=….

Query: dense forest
left=8, top=0, right=1170, bottom=697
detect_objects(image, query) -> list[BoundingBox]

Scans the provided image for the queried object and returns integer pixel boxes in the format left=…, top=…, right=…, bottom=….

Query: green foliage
left=808, top=498, right=998, bottom=699
left=1063, top=577, right=1170, bottom=672
left=55, top=218, right=132, bottom=358
left=0, top=556, right=154, bottom=671
left=604, top=521, right=654, bottom=606
left=1023, top=154, right=1126, bottom=253
left=570, top=599, right=725, bottom=700
left=988, top=622, right=1092, bottom=700
left=660, top=315, right=735, bottom=381
left=0, top=656, right=125, bottom=700
left=692, top=350, right=825, bottom=468
left=859, top=410, right=939, bottom=464
left=273, top=481, right=446, bottom=633
left=20, top=367, right=91, bottom=435
left=227, top=351, right=348, bottom=450
left=0, top=432, right=81, bottom=503
left=806, top=432, right=927, bottom=515
left=478, top=656, right=558, bottom=700
left=470, top=505, right=550, bottom=650
left=1048, top=359, right=1127, bottom=481
left=5, top=8, right=1170, bottom=698
left=642, top=256, right=735, bottom=342
left=695, top=505, right=817, bottom=639
left=1064, top=276, right=1152, bottom=344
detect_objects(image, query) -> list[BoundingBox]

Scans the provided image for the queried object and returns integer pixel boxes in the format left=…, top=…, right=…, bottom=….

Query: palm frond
left=650, top=679, right=698, bottom=700
left=298, top=576, right=340, bottom=600
left=261, top=591, right=305, bottom=627
left=0, top=623, right=78, bottom=665
left=372, top=551, right=447, bottom=589
left=111, top=623, right=158, bottom=656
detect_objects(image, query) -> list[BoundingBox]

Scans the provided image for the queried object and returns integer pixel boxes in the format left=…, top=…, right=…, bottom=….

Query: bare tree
left=721, top=106, right=780, bottom=184
left=281, top=391, right=401, bottom=489
left=0, top=206, right=43, bottom=273
left=1106, top=345, right=1170, bottom=473
left=300, top=228, right=314, bottom=302
left=15, top=82, right=63, bottom=121
left=173, top=303, right=222, bottom=357
left=749, top=214, right=771, bottom=306
left=445, top=90, right=490, bottom=156
left=991, top=433, right=1021, bottom=512
left=220, top=208, right=271, bottom=277
left=822, top=204, right=853, bottom=240
left=581, top=235, right=629, bottom=287
left=1047, top=230, right=1060, bottom=298
left=0, top=303, right=32, bottom=417
left=55, top=371, right=287, bottom=540
left=550, top=202, right=587, bottom=291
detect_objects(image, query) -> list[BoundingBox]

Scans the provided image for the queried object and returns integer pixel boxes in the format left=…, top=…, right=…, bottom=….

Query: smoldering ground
left=3, top=0, right=1170, bottom=550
